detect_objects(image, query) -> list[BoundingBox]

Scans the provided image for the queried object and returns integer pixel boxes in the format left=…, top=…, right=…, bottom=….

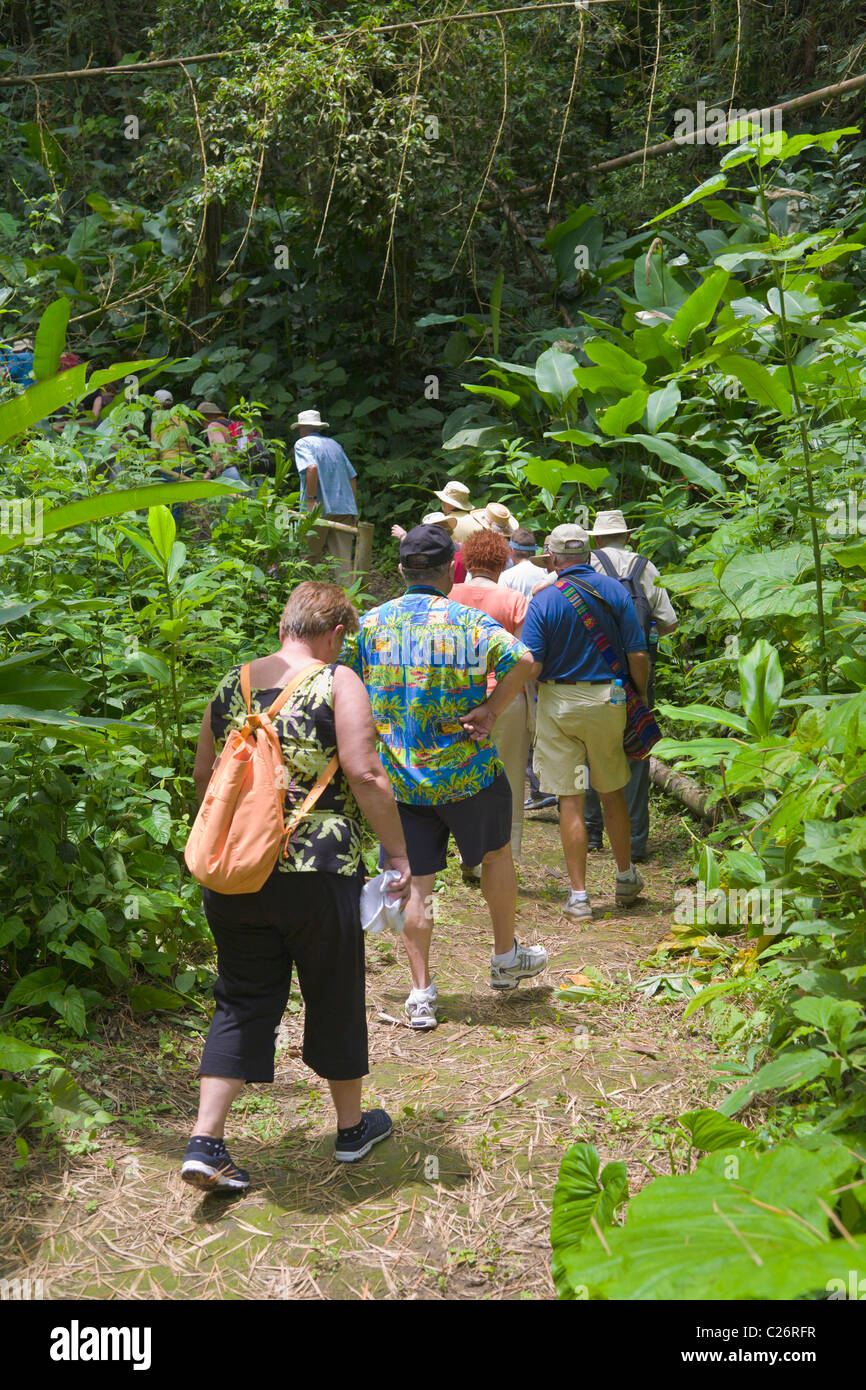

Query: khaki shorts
left=534, top=681, right=629, bottom=796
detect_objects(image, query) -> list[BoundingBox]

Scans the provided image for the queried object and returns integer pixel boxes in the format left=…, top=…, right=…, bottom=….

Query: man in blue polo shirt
left=520, top=524, right=649, bottom=921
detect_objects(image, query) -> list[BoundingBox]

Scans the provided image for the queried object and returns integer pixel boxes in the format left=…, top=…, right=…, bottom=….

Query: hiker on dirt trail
left=499, top=526, right=546, bottom=600
left=152, top=390, right=194, bottom=478
left=292, top=408, right=358, bottom=581
left=520, top=524, right=648, bottom=921
left=449, top=528, right=533, bottom=870
left=184, top=581, right=411, bottom=1191
left=432, top=479, right=487, bottom=545
left=524, top=532, right=559, bottom=812
left=342, top=523, right=548, bottom=1031
left=197, top=401, right=245, bottom=484
left=583, top=509, right=679, bottom=864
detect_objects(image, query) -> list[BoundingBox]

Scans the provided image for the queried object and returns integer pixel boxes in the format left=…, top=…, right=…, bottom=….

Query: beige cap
left=549, top=523, right=590, bottom=554
left=591, top=508, right=634, bottom=538
left=422, top=510, right=459, bottom=533
left=433, top=480, right=473, bottom=512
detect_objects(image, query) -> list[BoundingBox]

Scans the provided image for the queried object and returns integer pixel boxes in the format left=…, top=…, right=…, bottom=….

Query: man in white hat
left=432, top=480, right=486, bottom=544
left=520, top=524, right=648, bottom=919
left=293, top=409, right=358, bottom=578
left=391, top=511, right=458, bottom=543
left=584, top=509, right=678, bottom=862
left=471, top=501, right=519, bottom=541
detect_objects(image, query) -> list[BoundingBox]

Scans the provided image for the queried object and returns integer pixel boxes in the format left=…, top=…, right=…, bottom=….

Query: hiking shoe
left=564, top=892, right=593, bottom=920
left=524, top=793, right=557, bottom=811
left=461, top=861, right=482, bottom=886
left=587, top=837, right=603, bottom=852
left=615, top=866, right=645, bottom=906
left=334, top=1109, right=393, bottom=1163
left=490, top=938, right=549, bottom=991
left=181, top=1136, right=250, bottom=1193
left=404, top=983, right=438, bottom=1030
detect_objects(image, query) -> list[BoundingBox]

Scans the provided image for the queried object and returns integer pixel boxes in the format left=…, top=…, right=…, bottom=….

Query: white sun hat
left=292, top=409, right=330, bottom=430
left=432, top=480, right=473, bottom=512
left=591, top=509, right=636, bottom=538
left=422, top=510, right=459, bottom=532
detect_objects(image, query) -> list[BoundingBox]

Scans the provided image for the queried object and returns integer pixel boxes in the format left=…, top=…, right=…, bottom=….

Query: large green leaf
left=719, top=1049, right=830, bottom=1116
left=655, top=701, right=750, bottom=733
left=666, top=267, right=730, bottom=347
left=535, top=348, right=580, bottom=405
left=739, top=638, right=784, bottom=736
left=597, top=389, right=649, bottom=436
left=0, top=481, right=241, bottom=556
left=678, top=1108, right=758, bottom=1152
left=0, top=665, right=89, bottom=711
left=647, top=174, right=728, bottom=225
left=522, top=458, right=610, bottom=494
left=623, top=434, right=726, bottom=494
left=552, top=1142, right=863, bottom=1300
left=715, top=355, right=793, bottom=417
left=644, top=382, right=681, bottom=432
left=32, top=298, right=71, bottom=381
left=0, top=359, right=162, bottom=446
left=550, top=1144, right=628, bottom=1298
left=0, top=1032, right=59, bottom=1072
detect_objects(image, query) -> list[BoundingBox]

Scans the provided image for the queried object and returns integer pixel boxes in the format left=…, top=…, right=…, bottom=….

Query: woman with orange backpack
left=182, top=581, right=411, bottom=1190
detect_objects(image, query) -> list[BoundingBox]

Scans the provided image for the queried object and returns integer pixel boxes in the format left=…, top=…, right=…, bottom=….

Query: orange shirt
left=448, top=582, right=528, bottom=693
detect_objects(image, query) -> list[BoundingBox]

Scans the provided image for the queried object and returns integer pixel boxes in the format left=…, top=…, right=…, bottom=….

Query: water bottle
left=609, top=678, right=627, bottom=707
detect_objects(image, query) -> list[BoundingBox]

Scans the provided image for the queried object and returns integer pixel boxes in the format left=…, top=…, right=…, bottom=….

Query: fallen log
left=650, top=756, right=719, bottom=824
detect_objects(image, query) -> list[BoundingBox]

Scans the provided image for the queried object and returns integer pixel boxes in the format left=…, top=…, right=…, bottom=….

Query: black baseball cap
left=400, top=523, right=456, bottom=571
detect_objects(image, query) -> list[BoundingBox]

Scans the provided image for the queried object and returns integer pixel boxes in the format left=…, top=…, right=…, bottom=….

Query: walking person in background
left=449, top=528, right=533, bottom=870
left=583, top=510, right=679, bottom=862
left=184, top=582, right=411, bottom=1190
left=500, top=527, right=544, bottom=600
left=520, top=525, right=648, bottom=920
left=432, top=480, right=487, bottom=545
left=293, top=408, right=358, bottom=581
left=197, top=401, right=245, bottom=483
left=343, top=524, right=548, bottom=1031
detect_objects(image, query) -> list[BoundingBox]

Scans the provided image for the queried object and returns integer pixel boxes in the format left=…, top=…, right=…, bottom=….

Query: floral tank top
left=209, top=662, right=363, bottom=877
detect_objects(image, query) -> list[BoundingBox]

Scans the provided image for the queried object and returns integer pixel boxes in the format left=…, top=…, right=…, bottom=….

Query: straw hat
left=196, top=400, right=225, bottom=418
left=474, top=501, right=518, bottom=536
left=591, top=508, right=636, bottom=539
left=432, top=480, right=473, bottom=513
left=422, top=510, right=459, bottom=533
left=291, top=409, right=329, bottom=430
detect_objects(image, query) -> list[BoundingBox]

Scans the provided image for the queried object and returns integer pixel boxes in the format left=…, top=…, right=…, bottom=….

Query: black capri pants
left=200, top=869, right=367, bottom=1083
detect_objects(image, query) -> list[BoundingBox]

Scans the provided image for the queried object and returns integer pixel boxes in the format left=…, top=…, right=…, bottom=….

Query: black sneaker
left=587, top=837, right=603, bottom=852
left=334, top=1109, right=393, bottom=1163
left=181, top=1135, right=250, bottom=1193
left=524, top=793, right=557, bottom=811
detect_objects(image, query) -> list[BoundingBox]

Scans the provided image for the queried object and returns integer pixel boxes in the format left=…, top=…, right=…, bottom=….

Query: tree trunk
left=650, top=756, right=719, bottom=823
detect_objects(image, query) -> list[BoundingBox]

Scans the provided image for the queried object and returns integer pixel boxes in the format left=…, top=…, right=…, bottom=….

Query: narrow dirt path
left=1, top=802, right=717, bottom=1300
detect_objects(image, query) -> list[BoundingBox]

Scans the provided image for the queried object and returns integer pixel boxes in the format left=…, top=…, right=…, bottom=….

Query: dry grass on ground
left=0, top=804, right=721, bottom=1300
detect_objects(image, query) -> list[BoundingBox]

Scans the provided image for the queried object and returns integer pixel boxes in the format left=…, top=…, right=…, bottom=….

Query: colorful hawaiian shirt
left=341, top=587, right=528, bottom=806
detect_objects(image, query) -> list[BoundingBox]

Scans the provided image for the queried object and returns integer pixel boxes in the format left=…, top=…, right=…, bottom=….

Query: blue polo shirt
left=521, top=564, right=646, bottom=682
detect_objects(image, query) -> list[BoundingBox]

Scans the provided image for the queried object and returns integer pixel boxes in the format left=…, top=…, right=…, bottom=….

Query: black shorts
left=200, top=869, right=366, bottom=1083
left=397, top=773, right=512, bottom=876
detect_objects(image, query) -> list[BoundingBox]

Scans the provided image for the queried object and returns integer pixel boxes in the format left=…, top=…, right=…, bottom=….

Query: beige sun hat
left=476, top=501, right=519, bottom=536
left=422, top=510, right=459, bottom=533
left=196, top=400, right=224, bottom=417
left=549, top=523, right=591, bottom=555
left=292, top=408, right=329, bottom=430
left=591, top=508, right=636, bottom=538
left=433, top=480, right=473, bottom=512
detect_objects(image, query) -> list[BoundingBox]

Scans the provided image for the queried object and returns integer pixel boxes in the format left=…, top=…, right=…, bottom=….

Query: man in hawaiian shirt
left=343, top=524, right=549, bottom=1029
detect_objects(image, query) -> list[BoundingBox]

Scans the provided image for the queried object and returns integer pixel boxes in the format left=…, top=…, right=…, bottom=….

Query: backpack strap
left=629, top=555, right=648, bottom=583
left=239, top=660, right=325, bottom=720
left=280, top=752, right=340, bottom=857
left=593, top=548, right=618, bottom=579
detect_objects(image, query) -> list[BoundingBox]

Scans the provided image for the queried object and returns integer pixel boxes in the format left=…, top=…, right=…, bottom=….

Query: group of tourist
left=180, top=407, right=680, bottom=1194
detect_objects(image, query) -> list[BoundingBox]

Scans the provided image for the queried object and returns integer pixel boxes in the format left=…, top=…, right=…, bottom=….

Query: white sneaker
left=490, top=939, right=549, bottom=991
left=564, top=891, right=593, bottom=920
left=404, top=983, right=438, bottom=1030
left=615, top=866, right=645, bottom=906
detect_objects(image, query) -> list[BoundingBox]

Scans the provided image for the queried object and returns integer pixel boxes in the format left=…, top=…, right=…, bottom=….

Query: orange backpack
left=184, top=661, right=339, bottom=895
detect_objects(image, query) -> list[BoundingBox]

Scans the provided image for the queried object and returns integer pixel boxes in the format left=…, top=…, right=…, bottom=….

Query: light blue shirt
left=294, top=433, right=357, bottom=516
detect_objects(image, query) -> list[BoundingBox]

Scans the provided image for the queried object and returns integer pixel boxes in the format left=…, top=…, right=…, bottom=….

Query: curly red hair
left=460, top=529, right=511, bottom=576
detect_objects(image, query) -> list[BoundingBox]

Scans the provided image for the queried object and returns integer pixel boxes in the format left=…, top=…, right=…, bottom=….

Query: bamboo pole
left=354, top=521, right=374, bottom=575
